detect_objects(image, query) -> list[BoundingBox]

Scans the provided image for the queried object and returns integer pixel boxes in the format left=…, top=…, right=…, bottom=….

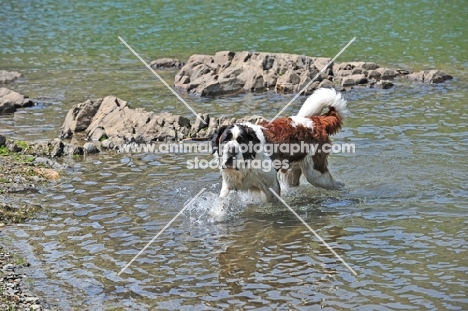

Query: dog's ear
left=243, top=127, right=261, bottom=159
left=210, top=125, right=228, bottom=155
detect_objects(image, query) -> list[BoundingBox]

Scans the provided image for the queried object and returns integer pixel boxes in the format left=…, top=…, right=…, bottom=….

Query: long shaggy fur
left=261, top=88, right=347, bottom=190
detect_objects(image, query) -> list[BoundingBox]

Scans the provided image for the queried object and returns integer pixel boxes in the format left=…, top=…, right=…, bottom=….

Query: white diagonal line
left=269, top=37, right=356, bottom=124
left=117, top=188, right=206, bottom=276
left=118, top=36, right=206, bottom=124
left=269, top=188, right=357, bottom=276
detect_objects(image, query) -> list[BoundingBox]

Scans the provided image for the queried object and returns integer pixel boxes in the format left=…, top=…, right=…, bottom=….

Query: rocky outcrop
left=174, top=51, right=332, bottom=96
left=173, top=51, right=453, bottom=96
left=55, top=93, right=274, bottom=151
left=0, top=70, right=22, bottom=84
left=406, top=70, right=453, bottom=84
left=0, top=88, right=35, bottom=115
left=150, top=58, right=183, bottom=70
left=60, top=96, right=192, bottom=145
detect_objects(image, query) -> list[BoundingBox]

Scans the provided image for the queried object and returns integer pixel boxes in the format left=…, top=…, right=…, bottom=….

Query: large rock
left=0, top=87, right=35, bottom=115
left=0, top=70, right=22, bottom=84
left=60, top=96, right=192, bottom=144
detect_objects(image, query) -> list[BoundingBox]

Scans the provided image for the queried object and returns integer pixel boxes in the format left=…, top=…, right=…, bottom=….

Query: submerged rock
left=150, top=58, right=183, bottom=69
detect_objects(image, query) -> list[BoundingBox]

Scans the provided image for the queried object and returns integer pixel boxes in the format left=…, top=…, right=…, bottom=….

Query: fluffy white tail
left=296, top=88, right=348, bottom=118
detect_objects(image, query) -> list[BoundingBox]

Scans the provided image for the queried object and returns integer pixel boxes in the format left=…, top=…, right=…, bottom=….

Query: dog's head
left=211, top=124, right=261, bottom=170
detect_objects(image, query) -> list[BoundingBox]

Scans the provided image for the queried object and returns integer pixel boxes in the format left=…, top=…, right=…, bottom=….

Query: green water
left=1, top=1, right=468, bottom=310
left=1, top=0, right=467, bottom=105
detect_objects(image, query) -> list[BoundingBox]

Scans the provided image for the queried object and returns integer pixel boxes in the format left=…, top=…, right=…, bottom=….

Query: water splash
left=184, top=190, right=278, bottom=224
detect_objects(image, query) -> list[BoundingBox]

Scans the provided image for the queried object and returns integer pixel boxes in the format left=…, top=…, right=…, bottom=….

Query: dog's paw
left=334, top=180, right=345, bottom=189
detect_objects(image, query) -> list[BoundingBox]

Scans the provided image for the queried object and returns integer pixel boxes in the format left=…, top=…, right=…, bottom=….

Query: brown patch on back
left=259, top=108, right=343, bottom=173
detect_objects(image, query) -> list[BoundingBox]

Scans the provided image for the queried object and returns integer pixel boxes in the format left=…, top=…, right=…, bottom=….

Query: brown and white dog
left=211, top=88, right=348, bottom=202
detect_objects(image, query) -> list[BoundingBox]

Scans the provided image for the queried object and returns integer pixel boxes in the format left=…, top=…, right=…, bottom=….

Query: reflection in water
left=216, top=208, right=344, bottom=297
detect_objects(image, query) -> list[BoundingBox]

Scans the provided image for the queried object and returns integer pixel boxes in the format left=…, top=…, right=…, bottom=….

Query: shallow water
left=1, top=0, right=468, bottom=310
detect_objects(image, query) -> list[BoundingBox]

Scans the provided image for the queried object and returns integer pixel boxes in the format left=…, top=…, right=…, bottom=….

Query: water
left=1, top=0, right=468, bottom=310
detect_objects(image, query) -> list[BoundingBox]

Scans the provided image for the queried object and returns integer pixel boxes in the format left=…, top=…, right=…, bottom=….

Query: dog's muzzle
left=221, top=146, right=240, bottom=170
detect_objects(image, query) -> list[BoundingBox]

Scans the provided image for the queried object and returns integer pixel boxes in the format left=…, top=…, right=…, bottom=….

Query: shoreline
left=0, top=145, right=63, bottom=311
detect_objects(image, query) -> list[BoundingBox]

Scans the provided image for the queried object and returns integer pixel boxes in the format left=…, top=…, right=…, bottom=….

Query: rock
left=3, top=263, right=14, bottom=271
left=61, top=96, right=193, bottom=144
left=0, top=70, right=22, bottom=83
left=0, top=134, right=6, bottom=147
left=50, top=139, right=64, bottom=157
left=22, top=297, right=40, bottom=304
left=377, top=68, right=396, bottom=80
left=33, top=167, right=60, bottom=181
left=62, top=142, right=83, bottom=156
left=149, top=58, right=183, bottom=69
left=0, top=88, right=35, bottom=115
left=407, top=69, right=453, bottom=84
left=34, top=157, right=67, bottom=171
left=5, top=139, right=24, bottom=152
left=28, top=141, right=51, bottom=156
left=83, top=142, right=99, bottom=155
left=335, top=69, right=352, bottom=77
left=0, top=101, right=16, bottom=114
left=342, top=74, right=367, bottom=86
left=367, top=69, right=382, bottom=80
left=30, top=304, right=41, bottom=310
left=60, top=98, right=103, bottom=138
left=100, top=138, right=114, bottom=150
left=375, top=80, right=394, bottom=89
left=192, top=113, right=210, bottom=133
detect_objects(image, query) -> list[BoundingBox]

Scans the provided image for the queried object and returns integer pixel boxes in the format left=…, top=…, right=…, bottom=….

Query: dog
left=211, top=88, right=348, bottom=202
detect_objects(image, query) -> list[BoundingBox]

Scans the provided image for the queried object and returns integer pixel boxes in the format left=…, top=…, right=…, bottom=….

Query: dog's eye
left=221, top=133, right=232, bottom=143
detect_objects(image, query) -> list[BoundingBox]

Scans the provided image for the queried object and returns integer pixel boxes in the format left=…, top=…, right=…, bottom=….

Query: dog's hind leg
left=300, top=156, right=344, bottom=190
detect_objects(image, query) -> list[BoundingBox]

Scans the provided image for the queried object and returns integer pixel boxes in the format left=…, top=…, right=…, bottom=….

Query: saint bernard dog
left=211, top=88, right=348, bottom=202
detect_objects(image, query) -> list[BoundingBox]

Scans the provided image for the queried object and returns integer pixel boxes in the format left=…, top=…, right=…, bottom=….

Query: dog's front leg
left=262, top=170, right=281, bottom=203
left=219, top=181, right=230, bottom=197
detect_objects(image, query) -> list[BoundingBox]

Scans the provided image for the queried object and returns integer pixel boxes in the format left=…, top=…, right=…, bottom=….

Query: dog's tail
left=296, top=88, right=348, bottom=119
